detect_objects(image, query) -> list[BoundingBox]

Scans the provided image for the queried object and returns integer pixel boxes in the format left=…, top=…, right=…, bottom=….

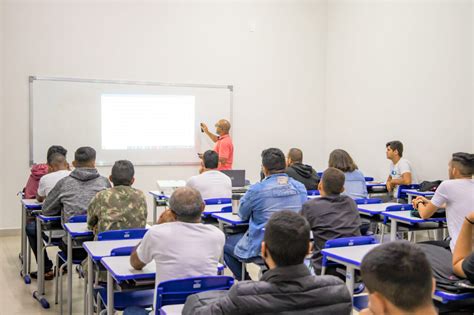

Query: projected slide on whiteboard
left=101, top=94, right=195, bottom=150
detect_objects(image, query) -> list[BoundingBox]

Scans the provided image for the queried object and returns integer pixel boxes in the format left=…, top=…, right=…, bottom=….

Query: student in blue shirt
left=328, top=149, right=368, bottom=199
left=224, top=148, right=307, bottom=280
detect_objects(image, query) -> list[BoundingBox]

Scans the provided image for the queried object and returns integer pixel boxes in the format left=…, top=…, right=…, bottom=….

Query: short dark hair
left=451, top=152, right=474, bottom=176
left=262, top=148, right=286, bottom=174
left=328, top=149, right=358, bottom=172
left=74, top=147, right=96, bottom=167
left=361, top=241, right=433, bottom=312
left=203, top=150, right=219, bottom=169
left=111, top=160, right=135, bottom=186
left=386, top=141, right=404, bottom=157
left=321, top=167, right=345, bottom=195
left=47, top=145, right=67, bottom=164
left=169, top=187, right=204, bottom=223
left=49, top=153, right=67, bottom=167
left=288, top=148, right=303, bottom=163
left=264, top=211, right=310, bottom=267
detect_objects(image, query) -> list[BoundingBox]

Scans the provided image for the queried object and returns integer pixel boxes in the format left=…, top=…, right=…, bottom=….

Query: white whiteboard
left=29, top=76, right=233, bottom=166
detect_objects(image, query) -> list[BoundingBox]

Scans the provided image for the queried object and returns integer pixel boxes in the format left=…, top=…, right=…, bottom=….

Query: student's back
left=342, top=169, right=368, bottom=199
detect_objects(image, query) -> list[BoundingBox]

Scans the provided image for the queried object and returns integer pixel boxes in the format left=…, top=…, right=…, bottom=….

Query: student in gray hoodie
left=27, top=146, right=110, bottom=279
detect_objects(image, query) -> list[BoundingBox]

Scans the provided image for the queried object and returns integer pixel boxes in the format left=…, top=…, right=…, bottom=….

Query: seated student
left=23, top=145, right=68, bottom=199
left=328, top=149, right=368, bottom=199
left=224, top=148, right=307, bottom=280
left=36, top=153, right=71, bottom=202
left=385, top=140, right=418, bottom=198
left=285, top=148, right=320, bottom=191
left=127, top=187, right=225, bottom=314
left=182, top=211, right=352, bottom=315
left=452, top=211, right=474, bottom=283
left=186, top=150, right=232, bottom=200
left=413, top=152, right=474, bottom=250
left=301, top=167, right=361, bottom=274
left=87, top=160, right=147, bottom=239
left=360, top=241, right=437, bottom=315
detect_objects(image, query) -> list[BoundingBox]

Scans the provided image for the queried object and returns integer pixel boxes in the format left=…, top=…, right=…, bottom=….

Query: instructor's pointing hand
left=200, top=123, right=209, bottom=133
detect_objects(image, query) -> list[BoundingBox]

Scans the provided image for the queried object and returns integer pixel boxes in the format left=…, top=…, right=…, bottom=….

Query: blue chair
left=110, top=246, right=135, bottom=256
left=68, top=215, right=87, bottom=223
left=155, top=276, right=234, bottom=312
left=98, top=228, right=148, bottom=241
left=364, top=177, right=374, bottom=182
left=204, top=198, right=232, bottom=205
left=434, top=290, right=474, bottom=304
left=396, top=184, right=420, bottom=201
left=354, top=198, right=382, bottom=205
left=307, top=190, right=320, bottom=196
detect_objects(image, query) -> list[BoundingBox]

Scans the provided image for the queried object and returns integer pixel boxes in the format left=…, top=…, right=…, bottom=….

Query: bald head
left=169, top=187, right=205, bottom=223
left=288, top=148, right=303, bottom=164
left=216, top=119, right=231, bottom=135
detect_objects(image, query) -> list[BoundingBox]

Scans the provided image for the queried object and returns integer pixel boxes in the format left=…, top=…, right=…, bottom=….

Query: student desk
left=149, top=191, right=169, bottom=224
left=401, top=189, right=435, bottom=203
left=211, top=212, right=249, bottom=231
left=63, top=222, right=94, bottom=315
left=34, top=214, right=61, bottom=308
left=321, top=244, right=378, bottom=298
left=357, top=202, right=401, bottom=218
left=20, top=199, right=42, bottom=283
left=381, top=211, right=446, bottom=242
left=202, top=204, right=232, bottom=218
left=160, top=304, right=184, bottom=315
left=100, top=256, right=225, bottom=314
left=83, top=239, right=142, bottom=315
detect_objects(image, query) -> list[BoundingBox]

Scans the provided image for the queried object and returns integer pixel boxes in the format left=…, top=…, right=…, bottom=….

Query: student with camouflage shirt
left=87, top=160, right=147, bottom=239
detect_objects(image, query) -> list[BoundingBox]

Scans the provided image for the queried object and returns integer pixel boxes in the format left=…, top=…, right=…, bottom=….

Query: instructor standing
left=200, top=119, right=234, bottom=170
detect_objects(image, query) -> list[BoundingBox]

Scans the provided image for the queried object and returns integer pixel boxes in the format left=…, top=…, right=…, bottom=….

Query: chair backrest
left=220, top=205, right=232, bottom=213
left=385, top=204, right=414, bottom=212
left=68, top=215, right=87, bottom=223
left=396, top=184, right=421, bottom=199
left=155, top=276, right=234, bottom=310
left=364, top=177, right=374, bottom=182
left=110, top=246, right=135, bottom=256
left=354, top=198, right=382, bottom=205
left=204, top=198, right=232, bottom=205
left=324, top=236, right=377, bottom=249
left=98, top=228, right=148, bottom=241
left=307, top=190, right=320, bottom=196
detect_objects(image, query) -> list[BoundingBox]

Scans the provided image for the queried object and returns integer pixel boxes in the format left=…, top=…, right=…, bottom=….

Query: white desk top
left=64, top=222, right=91, bottom=235
left=321, top=244, right=379, bottom=267
left=357, top=202, right=400, bottom=213
left=161, top=304, right=184, bottom=315
left=21, top=199, right=42, bottom=208
left=382, top=210, right=446, bottom=223
left=212, top=212, right=248, bottom=225
left=203, top=204, right=231, bottom=214
left=307, top=195, right=321, bottom=199
left=83, top=239, right=141, bottom=261
left=101, top=256, right=156, bottom=281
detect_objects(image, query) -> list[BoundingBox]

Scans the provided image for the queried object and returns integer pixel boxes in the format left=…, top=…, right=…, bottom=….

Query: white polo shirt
left=186, top=170, right=232, bottom=200
left=136, top=221, right=224, bottom=310
left=430, top=179, right=474, bottom=251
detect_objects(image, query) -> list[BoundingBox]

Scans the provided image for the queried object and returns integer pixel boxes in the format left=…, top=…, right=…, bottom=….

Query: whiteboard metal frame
left=28, top=76, right=234, bottom=166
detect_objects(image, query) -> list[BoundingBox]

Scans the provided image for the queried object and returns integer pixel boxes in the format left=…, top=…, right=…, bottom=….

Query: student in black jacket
left=182, top=211, right=352, bottom=315
left=285, top=148, right=320, bottom=190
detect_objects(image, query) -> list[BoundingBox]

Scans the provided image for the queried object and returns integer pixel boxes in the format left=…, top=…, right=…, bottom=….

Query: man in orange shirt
left=200, top=119, right=234, bottom=170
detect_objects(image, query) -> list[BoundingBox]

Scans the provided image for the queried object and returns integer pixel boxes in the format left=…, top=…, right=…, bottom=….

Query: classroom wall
left=324, top=0, right=473, bottom=182
left=0, top=0, right=328, bottom=229
left=0, top=0, right=4, bottom=229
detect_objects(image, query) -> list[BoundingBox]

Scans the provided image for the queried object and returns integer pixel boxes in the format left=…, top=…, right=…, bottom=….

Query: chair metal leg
left=379, top=224, right=386, bottom=244
left=59, top=262, right=66, bottom=315
left=54, top=255, right=59, bottom=304
left=241, top=262, right=246, bottom=281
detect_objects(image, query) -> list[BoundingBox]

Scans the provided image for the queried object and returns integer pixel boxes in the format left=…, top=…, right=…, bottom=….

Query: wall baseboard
left=0, top=228, right=21, bottom=237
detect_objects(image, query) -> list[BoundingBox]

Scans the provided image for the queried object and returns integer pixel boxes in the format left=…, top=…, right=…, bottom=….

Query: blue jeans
left=224, top=233, right=252, bottom=280
left=123, top=306, right=150, bottom=315
left=25, top=221, right=53, bottom=272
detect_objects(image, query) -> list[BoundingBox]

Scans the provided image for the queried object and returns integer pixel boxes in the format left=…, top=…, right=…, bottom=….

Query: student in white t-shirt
left=413, top=152, right=474, bottom=251
left=385, top=140, right=418, bottom=198
left=186, top=150, right=232, bottom=200
left=36, top=153, right=71, bottom=202
left=129, top=187, right=225, bottom=312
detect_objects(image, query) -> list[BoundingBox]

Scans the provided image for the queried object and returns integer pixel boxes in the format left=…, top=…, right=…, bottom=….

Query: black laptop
left=220, top=170, right=246, bottom=188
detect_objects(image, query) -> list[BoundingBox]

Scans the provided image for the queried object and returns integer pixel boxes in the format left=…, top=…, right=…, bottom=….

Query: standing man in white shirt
left=36, top=153, right=71, bottom=202
left=413, top=152, right=474, bottom=251
left=385, top=140, right=418, bottom=198
left=186, top=150, right=232, bottom=200
left=127, top=187, right=225, bottom=314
